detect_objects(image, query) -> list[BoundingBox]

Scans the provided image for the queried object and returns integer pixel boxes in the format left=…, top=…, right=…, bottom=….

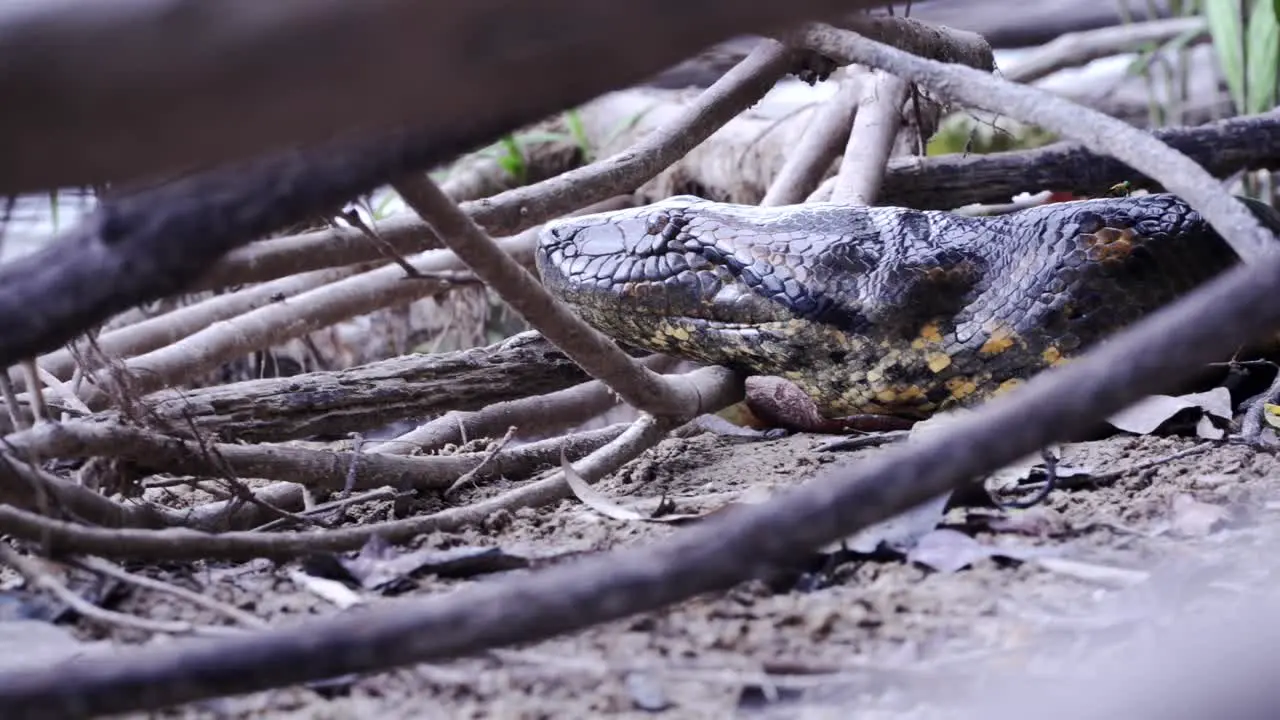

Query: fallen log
left=125, top=332, right=593, bottom=442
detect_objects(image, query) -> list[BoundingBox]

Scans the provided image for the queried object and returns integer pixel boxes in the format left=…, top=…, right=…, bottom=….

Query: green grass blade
left=497, top=135, right=527, bottom=184
left=564, top=109, right=594, bottom=163
left=1205, top=0, right=1247, bottom=111
left=1246, top=0, right=1280, bottom=112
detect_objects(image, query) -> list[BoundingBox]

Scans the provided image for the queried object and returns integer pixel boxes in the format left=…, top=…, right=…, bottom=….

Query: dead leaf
left=561, top=452, right=711, bottom=524
left=985, top=507, right=1070, bottom=536
left=1107, top=387, right=1232, bottom=435
left=906, top=529, right=992, bottom=573
left=0, top=620, right=109, bottom=672
left=1169, top=493, right=1230, bottom=537
left=289, top=569, right=364, bottom=609
left=839, top=493, right=950, bottom=554
left=1034, top=557, right=1149, bottom=587
left=1184, top=387, right=1233, bottom=420
left=906, top=529, right=1051, bottom=573
left=562, top=453, right=652, bottom=521
left=1196, top=415, right=1225, bottom=440
left=339, top=535, right=529, bottom=591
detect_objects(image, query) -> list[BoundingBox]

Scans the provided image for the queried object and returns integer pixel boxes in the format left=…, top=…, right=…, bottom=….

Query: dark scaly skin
left=535, top=194, right=1243, bottom=422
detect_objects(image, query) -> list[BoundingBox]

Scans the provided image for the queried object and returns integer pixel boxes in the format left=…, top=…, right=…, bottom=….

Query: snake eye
left=645, top=213, right=669, bottom=236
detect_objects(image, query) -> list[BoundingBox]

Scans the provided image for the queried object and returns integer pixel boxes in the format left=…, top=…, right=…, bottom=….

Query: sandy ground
left=36, top=422, right=1280, bottom=719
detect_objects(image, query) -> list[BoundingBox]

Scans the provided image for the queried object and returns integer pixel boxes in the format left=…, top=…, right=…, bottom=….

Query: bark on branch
left=130, top=332, right=593, bottom=442
left=0, top=0, right=887, bottom=193
left=881, top=110, right=1280, bottom=209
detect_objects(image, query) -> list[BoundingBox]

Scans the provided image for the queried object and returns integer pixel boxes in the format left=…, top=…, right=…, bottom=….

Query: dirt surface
left=39, top=426, right=1280, bottom=719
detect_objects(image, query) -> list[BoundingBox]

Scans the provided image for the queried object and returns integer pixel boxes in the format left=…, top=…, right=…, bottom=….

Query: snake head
left=535, top=195, right=885, bottom=374
left=538, top=195, right=796, bottom=323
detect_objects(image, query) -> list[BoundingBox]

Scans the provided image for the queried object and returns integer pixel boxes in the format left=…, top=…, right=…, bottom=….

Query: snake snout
left=541, top=219, right=580, bottom=245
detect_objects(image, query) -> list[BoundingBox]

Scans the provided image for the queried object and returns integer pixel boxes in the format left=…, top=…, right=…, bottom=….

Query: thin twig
left=0, top=371, right=28, bottom=430
left=830, top=69, right=911, bottom=205
left=0, top=543, right=242, bottom=638
left=1068, top=441, right=1216, bottom=488
left=18, top=361, right=47, bottom=424
left=762, top=69, right=865, bottom=206
left=367, top=354, right=680, bottom=456
left=1002, top=16, right=1207, bottom=84
left=70, top=556, right=268, bottom=630
left=0, top=366, right=736, bottom=562
left=445, top=426, right=517, bottom=496
left=457, top=38, right=799, bottom=238
left=252, top=487, right=401, bottom=532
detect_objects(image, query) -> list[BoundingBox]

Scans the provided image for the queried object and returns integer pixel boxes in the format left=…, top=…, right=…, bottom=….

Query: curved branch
left=0, top=0, right=885, bottom=193
left=801, top=23, right=1275, bottom=262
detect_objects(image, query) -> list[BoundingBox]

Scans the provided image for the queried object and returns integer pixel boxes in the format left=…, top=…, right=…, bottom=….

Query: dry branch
left=130, top=332, right=594, bottom=442
left=37, top=265, right=369, bottom=383
left=0, top=454, right=170, bottom=530
left=762, top=69, right=865, bottom=206
left=879, top=110, right=1280, bottom=209
left=4, top=420, right=622, bottom=496
left=193, top=216, right=443, bottom=291
left=829, top=70, right=911, bottom=204
left=1001, top=16, right=1206, bottom=84
left=798, top=23, right=1276, bottom=260
left=0, top=0, right=894, bottom=371
left=195, top=197, right=636, bottom=292
left=69, top=235, right=531, bottom=410
left=0, top=0, right=887, bottom=193
left=0, top=366, right=737, bottom=567
left=369, top=355, right=681, bottom=455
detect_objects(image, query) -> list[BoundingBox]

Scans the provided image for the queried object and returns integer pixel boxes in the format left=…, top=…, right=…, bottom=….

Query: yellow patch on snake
left=1084, top=226, right=1139, bottom=263
left=900, top=386, right=927, bottom=402
left=993, top=378, right=1024, bottom=396
left=926, top=352, right=952, bottom=373
left=913, top=322, right=944, bottom=348
left=945, top=376, right=978, bottom=401
left=979, top=325, right=1018, bottom=355
left=1041, top=346, right=1063, bottom=365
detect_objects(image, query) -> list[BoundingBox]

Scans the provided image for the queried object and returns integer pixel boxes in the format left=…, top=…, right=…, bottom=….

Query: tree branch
left=798, top=23, right=1275, bottom=261
left=131, top=332, right=594, bottom=442
left=879, top=110, right=1280, bottom=209
left=0, top=0, right=886, bottom=193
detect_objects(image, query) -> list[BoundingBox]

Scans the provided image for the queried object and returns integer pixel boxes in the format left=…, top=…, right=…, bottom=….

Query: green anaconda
left=535, top=194, right=1277, bottom=423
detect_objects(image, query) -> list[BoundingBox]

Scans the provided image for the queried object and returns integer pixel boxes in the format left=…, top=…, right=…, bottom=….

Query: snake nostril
left=546, top=223, right=577, bottom=243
